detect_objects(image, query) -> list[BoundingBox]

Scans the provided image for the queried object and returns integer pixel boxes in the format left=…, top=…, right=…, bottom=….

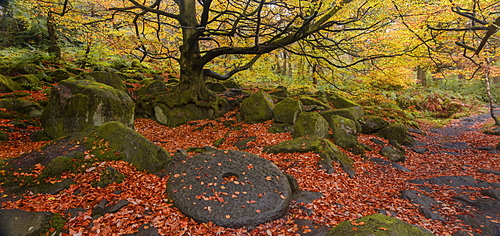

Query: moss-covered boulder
left=46, top=68, right=71, bottom=82
left=38, top=156, right=80, bottom=181
left=265, top=136, right=355, bottom=177
left=152, top=88, right=227, bottom=127
left=0, top=75, right=23, bottom=93
left=292, top=112, right=329, bottom=138
left=167, top=149, right=291, bottom=228
left=0, top=209, right=65, bottom=236
left=12, top=74, right=42, bottom=88
left=154, top=103, right=215, bottom=127
left=327, top=93, right=360, bottom=108
left=377, top=123, right=417, bottom=147
left=90, top=121, right=172, bottom=173
left=136, top=80, right=166, bottom=96
left=325, top=214, right=434, bottom=236
left=205, top=82, right=227, bottom=92
left=380, top=146, right=406, bottom=162
left=320, top=108, right=363, bottom=132
left=360, top=115, right=389, bottom=134
left=220, top=80, right=242, bottom=89
left=41, top=79, right=135, bottom=139
left=240, top=91, right=275, bottom=123
left=298, top=95, right=332, bottom=109
left=0, top=98, right=44, bottom=118
left=274, top=98, right=302, bottom=124
left=269, top=86, right=289, bottom=98
left=77, top=71, right=129, bottom=94
left=329, top=115, right=364, bottom=155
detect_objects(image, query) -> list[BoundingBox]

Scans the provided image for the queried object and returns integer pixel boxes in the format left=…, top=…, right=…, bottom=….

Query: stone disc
left=166, top=150, right=291, bottom=228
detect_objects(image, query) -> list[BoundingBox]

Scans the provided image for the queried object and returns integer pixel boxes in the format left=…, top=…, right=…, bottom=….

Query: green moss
left=326, top=214, right=434, bottom=236
left=0, top=74, right=23, bottom=93
left=47, top=213, right=67, bottom=234
left=0, top=130, right=8, bottom=141
left=41, top=79, right=135, bottom=138
left=40, top=156, right=79, bottom=178
left=274, top=98, right=302, bottom=124
left=292, top=112, right=329, bottom=138
left=265, top=136, right=355, bottom=176
left=240, top=91, right=275, bottom=123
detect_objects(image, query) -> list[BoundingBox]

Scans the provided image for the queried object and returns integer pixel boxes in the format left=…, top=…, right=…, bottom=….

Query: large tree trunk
left=151, top=0, right=225, bottom=126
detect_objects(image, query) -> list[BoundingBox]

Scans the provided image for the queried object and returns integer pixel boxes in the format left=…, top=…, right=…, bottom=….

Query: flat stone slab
left=166, top=150, right=292, bottom=228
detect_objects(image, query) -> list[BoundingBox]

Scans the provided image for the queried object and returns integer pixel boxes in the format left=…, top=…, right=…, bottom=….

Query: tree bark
left=416, top=66, right=426, bottom=87
left=484, top=59, right=500, bottom=126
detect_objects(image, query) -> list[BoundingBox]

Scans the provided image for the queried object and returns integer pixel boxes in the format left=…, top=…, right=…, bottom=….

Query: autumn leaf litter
left=1, top=110, right=499, bottom=235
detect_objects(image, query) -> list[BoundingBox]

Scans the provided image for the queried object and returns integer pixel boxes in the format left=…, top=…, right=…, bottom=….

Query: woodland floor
left=0, top=106, right=499, bottom=235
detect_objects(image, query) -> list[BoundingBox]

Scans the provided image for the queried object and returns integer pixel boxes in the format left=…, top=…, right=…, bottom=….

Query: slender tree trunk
left=417, top=66, right=426, bottom=87
left=47, top=13, right=61, bottom=60
left=484, top=59, right=500, bottom=126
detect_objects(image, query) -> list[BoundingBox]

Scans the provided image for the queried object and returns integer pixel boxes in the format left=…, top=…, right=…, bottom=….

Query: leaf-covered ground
left=1, top=107, right=499, bottom=235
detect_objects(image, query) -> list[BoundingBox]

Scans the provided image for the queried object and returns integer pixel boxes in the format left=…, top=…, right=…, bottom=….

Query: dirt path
left=403, top=108, right=500, bottom=236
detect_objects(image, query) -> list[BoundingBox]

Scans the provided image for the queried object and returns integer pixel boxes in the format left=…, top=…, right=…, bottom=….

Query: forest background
left=0, top=0, right=499, bottom=119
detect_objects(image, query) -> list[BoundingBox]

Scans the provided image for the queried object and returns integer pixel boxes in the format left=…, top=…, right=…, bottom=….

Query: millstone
left=166, top=150, right=292, bottom=228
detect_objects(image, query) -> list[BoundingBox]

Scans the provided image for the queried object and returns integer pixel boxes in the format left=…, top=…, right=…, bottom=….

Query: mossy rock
left=360, top=115, right=389, bottom=134
left=268, top=123, right=293, bottom=134
left=240, top=91, right=275, bottom=123
left=298, top=95, right=331, bottom=109
left=380, top=146, right=406, bottom=162
left=273, top=98, right=302, bottom=124
left=0, top=74, right=23, bottom=93
left=205, top=82, right=227, bottom=92
left=265, top=136, right=355, bottom=177
left=219, top=80, right=242, bottom=89
left=0, top=98, right=44, bottom=118
left=292, top=112, right=329, bottom=138
left=135, top=94, right=156, bottom=118
left=329, top=115, right=364, bottom=155
left=40, top=156, right=78, bottom=179
left=92, top=166, right=126, bottom=188
left=320, top=108, right=363, bottom=132
left=269, top=86, right=289, bottom=98
left=90, top=121, right=172, bottom=173
left=47, top=68, right=71, bottom=82
left=377, top=123, right=417, bottom=147
left=136, top=80, right=167, bottom=96
left=30, top=130, right=53, bottom=142
left=151, top=87, right=229, bottom=127
left=327, top=93, right=360, bottom=108
left=77, top=71, right=129, bottom=94
left=41, top=79, right=135, bottom=139
left=325, top=214, right=434, bottom=236
left=0, top=209, right=65, bottom=236
left=12, top=74, right=42, bottom=87
left=154, top=103, right=217, bottom=127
